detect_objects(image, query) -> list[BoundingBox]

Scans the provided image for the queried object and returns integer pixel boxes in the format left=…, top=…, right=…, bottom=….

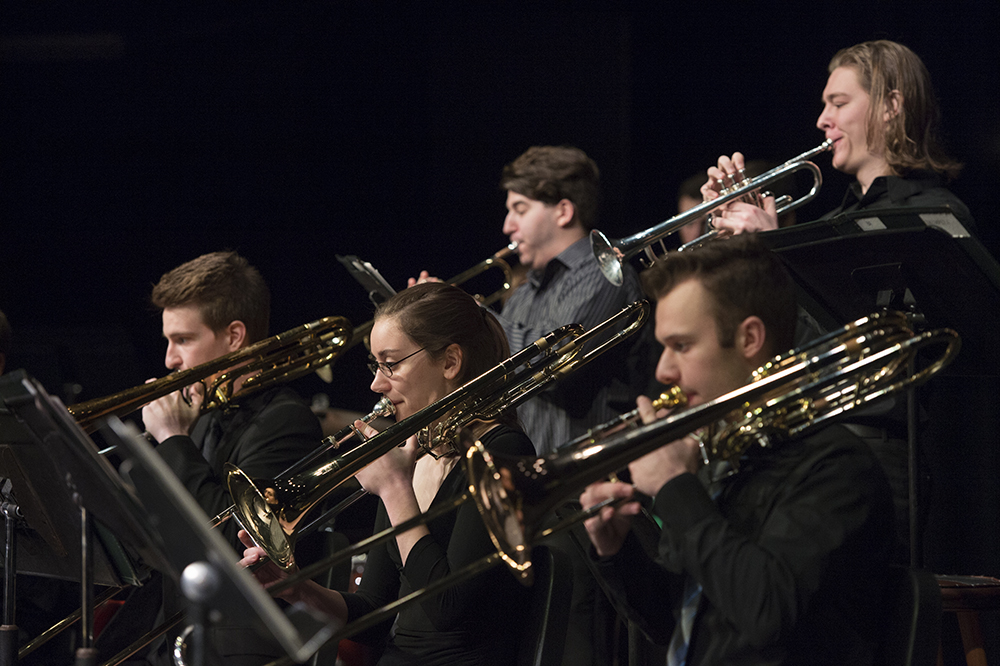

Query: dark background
left=2, top=1, right=998, bottom=656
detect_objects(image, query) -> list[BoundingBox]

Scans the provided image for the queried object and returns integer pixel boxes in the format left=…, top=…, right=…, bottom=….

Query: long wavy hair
left=829, top=40, right=961, bottom=180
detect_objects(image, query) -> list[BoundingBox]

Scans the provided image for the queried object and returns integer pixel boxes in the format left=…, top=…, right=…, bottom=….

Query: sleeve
left=342, top=504, right=403, bottom=646
left=399, top=428, right=535, bottom=630
left=591, top=530, right=685, bottom=645
left=653, top=435, right=892, bottom=647
left=156, top=392, right=322, bottom=545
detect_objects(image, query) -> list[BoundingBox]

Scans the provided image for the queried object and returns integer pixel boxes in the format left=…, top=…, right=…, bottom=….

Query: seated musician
left=704, top=40, right=973, bottom=234
left=240, top=282, right=535, bottom=666
left=580, top=235, right=896, bottom=665
left=97, top=251, right=323, bottom=666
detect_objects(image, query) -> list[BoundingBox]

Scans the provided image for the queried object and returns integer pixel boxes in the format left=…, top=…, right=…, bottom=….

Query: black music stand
left=760, top=207, right=1000, bottom=377
left=760, top=207, right=1000, bottom=567
left=0, top=370, right=169, bottom=665
left=0, top=371, right=336, bottom=665
left=337, top=254, right=397, bottom=306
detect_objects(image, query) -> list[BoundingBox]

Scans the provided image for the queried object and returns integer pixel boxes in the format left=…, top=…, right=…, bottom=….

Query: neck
left=536, top=228, right=586, bottom=270
left=855, top=158, right=893, bottom=195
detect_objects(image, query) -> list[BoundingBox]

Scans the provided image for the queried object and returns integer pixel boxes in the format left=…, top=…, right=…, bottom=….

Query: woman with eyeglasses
left=239, top=282, right=535, bottom=666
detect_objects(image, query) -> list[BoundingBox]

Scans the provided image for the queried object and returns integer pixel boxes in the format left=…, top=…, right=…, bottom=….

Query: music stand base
left=74, top=646, right=98, bottom=666
left=0, top=625, right=19, bottom=666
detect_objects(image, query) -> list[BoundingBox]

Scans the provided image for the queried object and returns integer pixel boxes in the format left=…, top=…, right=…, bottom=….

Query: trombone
left=254, top=310, right=960, bottom=659
left=227, top=299, right=650, bottom=570
left=591, top=140, right=833, bottom=286
left=68, top=317, right=353, bottom=433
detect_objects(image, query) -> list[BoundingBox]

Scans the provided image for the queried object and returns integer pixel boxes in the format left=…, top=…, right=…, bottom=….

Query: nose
left=370, top=369, right=390, bottom=394
left=816, top=105, right=832, bottom=132
left=655, top=348, right=679, bottom=386
left=165, top=342, right=182, bottom=371
left=502, top=211, right=516, bottom=235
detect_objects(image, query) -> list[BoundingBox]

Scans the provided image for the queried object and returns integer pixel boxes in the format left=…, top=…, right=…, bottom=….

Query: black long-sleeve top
left=820, top=170, right=975, bottom=233
left=594, top=424, right=895, bottom=666
left=342, top=425, right=535, bottom=666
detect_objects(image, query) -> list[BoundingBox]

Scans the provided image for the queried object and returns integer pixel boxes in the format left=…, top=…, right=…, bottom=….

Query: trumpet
left=260, top=310, right=959, bottom=655
left=68, top=317, right=353, bottom=433
left=591, top=140, right=833, bottom=286
left=227, top=299, right=650, bottom=570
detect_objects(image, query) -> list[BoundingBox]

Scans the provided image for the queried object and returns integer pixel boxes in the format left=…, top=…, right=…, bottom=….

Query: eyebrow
left=823, top=91, right=849, bottom=103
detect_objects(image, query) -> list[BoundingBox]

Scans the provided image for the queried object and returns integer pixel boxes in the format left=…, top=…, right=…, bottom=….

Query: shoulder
left=238, top=386, right=322, bottom=437
left=479, top=424, right=534, bottom=457
left=756, top=423, right=889, bottom=492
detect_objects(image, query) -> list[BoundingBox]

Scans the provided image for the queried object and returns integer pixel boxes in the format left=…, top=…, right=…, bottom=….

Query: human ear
left=225, top=321, right=247, bottom=351
left=736, top=316, right=767, bottom=362
left=554, top=199, right=577, bottom=229
left=442, top=343, right=464, bottom=381
left=884, top=90, right=902, bottom=122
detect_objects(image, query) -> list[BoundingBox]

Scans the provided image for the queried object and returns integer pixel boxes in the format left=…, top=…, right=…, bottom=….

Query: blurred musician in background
left=704, top=40, right=973, bottom=235
left=240, top=283, right=535, bottom=666
left=413, top=145, right=645, bottom=457
left=98, top=251, right=322, bottom=666
left=580, top=235, right=895, bottom=665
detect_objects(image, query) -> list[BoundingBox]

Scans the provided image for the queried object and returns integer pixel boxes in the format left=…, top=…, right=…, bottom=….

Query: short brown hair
left=500, top=145, right=600, bottom=230
left=829, top=40, right=961, bottom=180
left=641, top=235, right=798, bottom=357
left=151, top=251, right=270, bottom=343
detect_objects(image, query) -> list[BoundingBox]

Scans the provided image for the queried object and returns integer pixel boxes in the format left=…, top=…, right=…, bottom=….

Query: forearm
left=379, top=482, right=429, bottom=565
left=285, top=579, right=349, bottom=624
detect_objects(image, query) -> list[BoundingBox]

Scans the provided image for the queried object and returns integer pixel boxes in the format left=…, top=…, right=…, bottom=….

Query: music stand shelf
left=761, top=207, right=1000, bottom=378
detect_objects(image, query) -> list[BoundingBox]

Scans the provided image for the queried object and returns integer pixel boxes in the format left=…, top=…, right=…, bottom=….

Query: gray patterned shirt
left=493, top=236, right=644, bottom=455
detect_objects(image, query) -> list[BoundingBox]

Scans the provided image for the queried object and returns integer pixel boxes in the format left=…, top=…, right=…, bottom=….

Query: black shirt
left=594, top=424, right=895, bottom=666
left=342, top=425, right=535, bottom=666
left=821, top=170, right=975, bottom=233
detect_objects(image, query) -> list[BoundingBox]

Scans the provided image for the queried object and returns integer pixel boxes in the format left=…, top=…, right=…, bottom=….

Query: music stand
left=0, top=371, right=336, bottom=665
left=760, top=207, right=1000, bottom=377
left=337, top=254, right=397, bottom=306
left=760, top=207, right=1000, bottom=568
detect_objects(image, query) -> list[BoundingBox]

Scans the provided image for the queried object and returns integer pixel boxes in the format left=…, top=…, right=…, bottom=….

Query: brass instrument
left=467, top=310, right=959, bottom=574
left=68, top=317, right=353, bottom=433
left=228, top=299, right=650, bottom=569
left=209, top=396, right=395, bottom=530
left=591, top=140, right=833, bottom=286
left=253, top=310, right=958, bottom=657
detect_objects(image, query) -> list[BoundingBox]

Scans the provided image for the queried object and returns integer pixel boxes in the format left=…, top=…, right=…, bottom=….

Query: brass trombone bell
left=466, top=310, right=959, bottom=573
left=591, top=140, right=833, bottom=286
left=67, top=316, right=353, bottom=433
left=227, top=299, right=650, bottom=570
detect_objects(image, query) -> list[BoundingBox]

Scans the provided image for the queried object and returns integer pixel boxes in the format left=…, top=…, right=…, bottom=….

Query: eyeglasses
left=367, top=348, right=425, bottom=378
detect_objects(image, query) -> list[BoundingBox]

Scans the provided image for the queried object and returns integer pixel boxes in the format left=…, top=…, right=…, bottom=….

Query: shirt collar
left=841, top=171, right=945, bottom=209
left=526, top=235, right=592, bottom=289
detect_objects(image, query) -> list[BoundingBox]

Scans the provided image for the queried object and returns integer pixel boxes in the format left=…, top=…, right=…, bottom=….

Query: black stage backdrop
left=2, top=1, right=998, bottom=658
